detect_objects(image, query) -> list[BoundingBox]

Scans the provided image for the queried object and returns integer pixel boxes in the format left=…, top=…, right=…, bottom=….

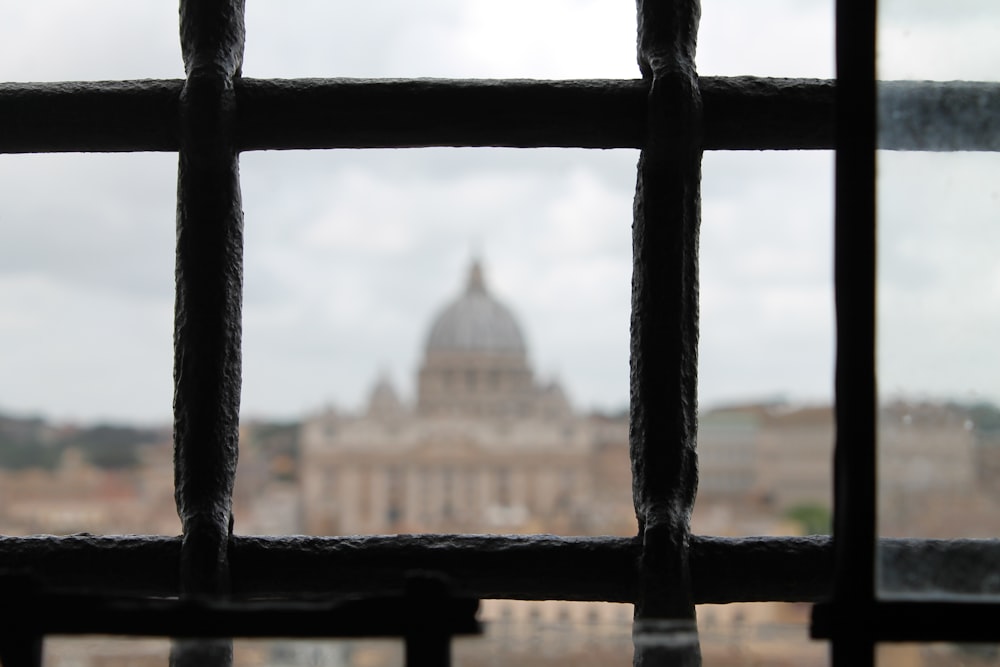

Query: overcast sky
left=0, top=2, right=996, bottom=425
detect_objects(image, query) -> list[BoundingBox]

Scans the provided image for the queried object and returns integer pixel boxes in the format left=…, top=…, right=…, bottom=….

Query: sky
left=0, top=2, right=995, bottom=425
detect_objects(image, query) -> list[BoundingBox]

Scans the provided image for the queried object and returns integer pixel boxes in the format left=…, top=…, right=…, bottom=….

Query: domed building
left=418, top=260, right=570, bottom=420
left=300, top=260, right=632, bottom=536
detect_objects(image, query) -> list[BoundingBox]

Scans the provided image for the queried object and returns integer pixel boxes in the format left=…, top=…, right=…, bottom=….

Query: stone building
left=300, top=260, right=634, bottom=538
left=297, top=260, right=994, bottom=667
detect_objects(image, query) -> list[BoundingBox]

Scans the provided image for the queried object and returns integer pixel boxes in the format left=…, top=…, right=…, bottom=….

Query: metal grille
left=1, top=2, right=998, bottom=667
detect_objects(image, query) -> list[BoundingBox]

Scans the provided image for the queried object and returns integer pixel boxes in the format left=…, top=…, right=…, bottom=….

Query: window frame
left=813, top=2, right=1000, bottom=664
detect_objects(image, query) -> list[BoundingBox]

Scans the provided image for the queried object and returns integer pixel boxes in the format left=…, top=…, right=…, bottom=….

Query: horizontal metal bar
left=702, top=76, right=833, bottom=150
left=0, top=533, right=832, bottom=604
left=0, top=80, right=182, bottom=153
left=813, top=599, right=1000, bottom=643
left=233, top=534, right=639, bottom=602
left=2, top=77, right=994, bottom=154
left=6, top=534, right=994, bottom=606
left=2, top=76, right=832, bottom=153
left=0, top=577, right=480, bottom=639
left=235, top=76, right=835, bottom=150
left=235, top=77, right=646, bottom=149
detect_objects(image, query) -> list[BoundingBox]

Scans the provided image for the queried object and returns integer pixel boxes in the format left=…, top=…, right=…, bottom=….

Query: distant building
left=2, top=261, right=995, bottom=666
left=300, top=260, right=633, bottom=538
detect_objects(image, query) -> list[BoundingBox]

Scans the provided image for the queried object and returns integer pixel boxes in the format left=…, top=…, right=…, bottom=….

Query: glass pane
left=877, top=2, right=1000, bottom=596
left=696, top=151, right=834, bottom=537
left=878, top=643, right=1000, bottom=667
left=699, top=603, right=827, bottom=666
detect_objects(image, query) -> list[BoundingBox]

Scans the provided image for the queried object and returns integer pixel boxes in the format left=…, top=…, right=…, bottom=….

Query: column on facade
left=405, top=467, right=421, bottom=529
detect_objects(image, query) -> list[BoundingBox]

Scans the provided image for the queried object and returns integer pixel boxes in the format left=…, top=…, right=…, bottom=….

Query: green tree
left=66, top=424, right=162, bottom=470
left=0, top=439, right=62, bottom=470
left=785, top=503, right=831, bottom=535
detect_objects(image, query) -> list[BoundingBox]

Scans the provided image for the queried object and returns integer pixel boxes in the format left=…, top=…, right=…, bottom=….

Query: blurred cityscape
left=3, top=262, right=1000, bottom=666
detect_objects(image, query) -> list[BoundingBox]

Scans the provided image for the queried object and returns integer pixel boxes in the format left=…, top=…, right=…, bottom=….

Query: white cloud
left=0, top=2, right=180, bottom=81
left=879, top=22, right=1000, bottom=81
left=0, top=274, right=173, bottom=423
left=236, top=148, right=637, bottom=416
left=453, top=0, right=637, bottom=78
left=698, top=0, right=833, bottom=78
left=7, top=2, right=994, bottom=422
left=878, top=152, right=1000, bottom=401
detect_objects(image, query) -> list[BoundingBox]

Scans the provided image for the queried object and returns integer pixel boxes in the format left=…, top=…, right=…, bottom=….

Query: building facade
left=300, top=261, right=634, bottom=538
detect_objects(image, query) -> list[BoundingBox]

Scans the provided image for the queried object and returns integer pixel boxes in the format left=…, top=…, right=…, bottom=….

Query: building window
left=442, top=467, right=455, bottom=520
left=495, top=467, right=512, bottom=507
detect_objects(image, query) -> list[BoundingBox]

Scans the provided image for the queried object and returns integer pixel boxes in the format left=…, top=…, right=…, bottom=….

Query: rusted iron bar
left=702, top=76, right=833, bottom=150
left=0, top=80, right=181, bottom=153
left=5, top=534, right=994, bottom=605
left=4, top=77, right=995, bottom=153
left=235, top=77, right=646, bottom=149
left=235, top=75, right=834, bottom=150
left=174, top=0, right=245, bottom=600
left=0, top=534, right=834, bottom=603
left=173, top=1, right=246, bottom=666
left=230, top=534, right=640, bottom=603
left=0, top=574, right=477, bottom=667
left=630, top=0, right=702, bottom=630
left=0, top=578, right=479, bottom=639
left=0, top=77, right=833, bottom=152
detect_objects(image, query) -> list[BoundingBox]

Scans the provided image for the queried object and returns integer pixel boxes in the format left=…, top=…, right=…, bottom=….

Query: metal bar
left=3, top=77, right=996, bottom=153
left=832, top=0, right=878, bottom=608
left=630, top=0, right=702, bottom=627
left=825, top=0, right=878, bottom=664
left=0, top=633, right=40, bottom=667
left=632, top=620, right=700, bottom=667
left=0, top=585, right=479, bottom=640
left=7, top=533, right=996, bottom=605
left=0, top=533, right=838, bottom=603
left=235, top=77, right=646, bottom=149
left=0, top=80, right=181, bottom=153
left=173, top=1, right=246, bottom=666
left=236, top=76, right=834, bottom=151
left=230, top=534, right=640, bottom=603
left=702, top=76, right=834, bottom=150
left=814, top=600, right=1000, bottom=643
left=174, top=0, right=245, bottom=599
left=0, top=76, right=826, bottom=152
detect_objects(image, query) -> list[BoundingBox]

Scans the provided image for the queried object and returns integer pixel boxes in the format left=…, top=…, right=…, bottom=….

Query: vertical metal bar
left=630, top=0, right=703, bottom=633
left=173, top=0, right=245, bottom=665
left=0, top=634, right=41, bottom=667
left=831, top=0, right=877, bottom=664
left=405, top=632, right=450, bottom=667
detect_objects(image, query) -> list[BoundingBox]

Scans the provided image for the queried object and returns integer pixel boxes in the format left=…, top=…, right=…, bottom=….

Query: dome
left=425, top=261, right=526, bottom=355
